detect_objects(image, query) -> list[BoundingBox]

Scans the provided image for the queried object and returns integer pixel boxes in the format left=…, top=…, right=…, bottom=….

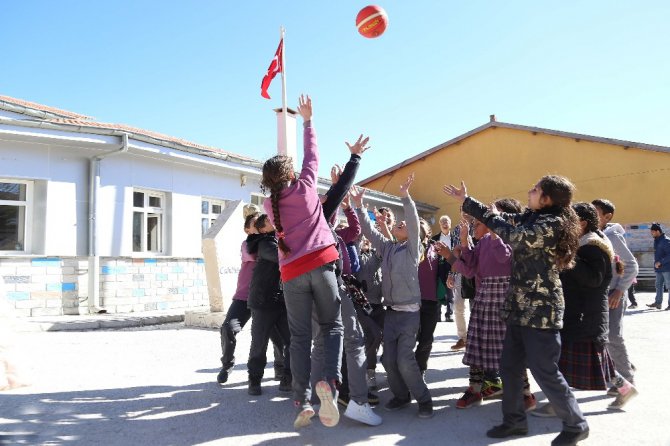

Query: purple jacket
left=264, top=123, right=336, bottom=267
left=454, top=233, right=512, bottom=288
left=418, top=243, right=439, bottom=301
left=232, top=240, right=256, bottom=301
left=335, top=207, right=362, bottom=275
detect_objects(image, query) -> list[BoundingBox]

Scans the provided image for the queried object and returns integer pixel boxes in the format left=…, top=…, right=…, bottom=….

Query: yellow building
left=359, top=118, right=670, bottom=274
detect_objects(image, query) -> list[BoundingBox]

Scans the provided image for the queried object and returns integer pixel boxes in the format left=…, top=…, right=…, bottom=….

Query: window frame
left=200, top=197, right=229, bottom=235
left=0, top=178, right=33, bottom=255
left=132, top=188, right=165, bottom=254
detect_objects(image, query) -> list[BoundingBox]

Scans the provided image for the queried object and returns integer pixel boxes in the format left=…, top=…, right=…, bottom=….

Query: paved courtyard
left=1, top=292, right=668, bottom=445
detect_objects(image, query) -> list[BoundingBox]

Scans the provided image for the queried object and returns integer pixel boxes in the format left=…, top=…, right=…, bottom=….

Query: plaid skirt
left=559, top=340, right=616, bottom=390
left=463, top=276, right=509, bottom=370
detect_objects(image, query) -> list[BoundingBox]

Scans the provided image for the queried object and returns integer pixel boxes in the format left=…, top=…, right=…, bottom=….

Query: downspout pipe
left=86, top=133, right=129, bottom=314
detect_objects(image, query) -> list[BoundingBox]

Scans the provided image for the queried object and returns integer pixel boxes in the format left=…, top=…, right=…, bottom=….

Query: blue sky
left=3, top=1, right=669, bottom=181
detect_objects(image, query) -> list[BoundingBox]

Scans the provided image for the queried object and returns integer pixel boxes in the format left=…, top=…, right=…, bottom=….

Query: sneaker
left=647, top=303, right=662, bottom=309
left=606, top=386, right=619, bottom=396
left=293, top=403, right=315, bottom=429
left=367, top=369, right=378, bottom=390
left=450, top=338, right=466, bottom=350
left=530, top=402, right=557, bottom=418
left=248, top=379, right=262, bottom=396
left=456, top=387, right=482, bottom=409
left=628, top=304, right=637, bottom=309
left=444, top=316, right=454, bottom=322
left=551, top=429, right=589, bottom=445
left=384, top=396, right=411, bottom=411
left=315, top=380, right=340, bottom=427
left=524, top=393, right=537, bottom=412
left=418, top=400, right=434, bottom=419
left=216, top=368, right=229, bottom=384
left=278, top=374, right=292, bottom=393
left=344, top=400, right=382, bottom=426
left=607, top=386, right=639, bottom=410
left=368, top=391, right=380, bottom=406
left=486, top=424, right=528, bottom=438
left=337, top=393, right=350, bottom=408
left=481, top=380, right=503, bottom=399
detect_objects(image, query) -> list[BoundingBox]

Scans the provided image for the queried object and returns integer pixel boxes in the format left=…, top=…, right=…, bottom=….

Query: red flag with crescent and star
left=261, top=39, right=283, bottom=99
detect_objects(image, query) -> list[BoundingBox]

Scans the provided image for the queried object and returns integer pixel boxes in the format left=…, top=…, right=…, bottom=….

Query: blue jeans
left=655, top=271, right=670, bottom=306
left=283, top=262, right=343, bottom=404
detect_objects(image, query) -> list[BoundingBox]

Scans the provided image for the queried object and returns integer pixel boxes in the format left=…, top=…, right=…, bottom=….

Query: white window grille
left=0, top=179, right=32, bottom=253
left=132, top=189, right=165, bottom=253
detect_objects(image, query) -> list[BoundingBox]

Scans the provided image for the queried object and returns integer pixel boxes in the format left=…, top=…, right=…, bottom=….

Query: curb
left=16, top=312, right=185, bottom=332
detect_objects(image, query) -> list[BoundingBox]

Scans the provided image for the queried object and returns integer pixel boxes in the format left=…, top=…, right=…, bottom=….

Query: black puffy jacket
left=247, top=232, right=284, bottom=310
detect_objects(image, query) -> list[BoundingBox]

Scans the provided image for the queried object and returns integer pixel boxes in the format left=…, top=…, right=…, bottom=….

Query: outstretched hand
left=350, top=185, right=366, bottom=209
left=330, top=164, right=342, bottom=184
left=434, top=241, right=452, bottom=259
left=297, top=94, right=312, bottom=121
left=443, top=181, right=468, bottom=202
left=399, top=173, right=415, bottom=197
left=345, top=134, right=371, bottom=156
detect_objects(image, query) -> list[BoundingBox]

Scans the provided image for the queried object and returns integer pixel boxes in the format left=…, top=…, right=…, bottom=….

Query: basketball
left=356, top=5, right=388, bottom=39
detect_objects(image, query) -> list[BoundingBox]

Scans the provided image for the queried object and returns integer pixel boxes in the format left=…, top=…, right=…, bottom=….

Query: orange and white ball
left=356, top=5, right=388, bottom=39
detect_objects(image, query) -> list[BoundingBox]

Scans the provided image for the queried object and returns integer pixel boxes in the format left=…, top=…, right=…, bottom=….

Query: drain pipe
left=86, top=133, right=129, bottom=314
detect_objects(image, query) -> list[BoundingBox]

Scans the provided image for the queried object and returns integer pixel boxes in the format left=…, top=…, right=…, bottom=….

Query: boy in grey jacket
left=351, top=174, right=434, bottom=419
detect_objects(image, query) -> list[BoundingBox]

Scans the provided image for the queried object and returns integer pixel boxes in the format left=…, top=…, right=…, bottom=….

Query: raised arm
left=400, top=174, right=421, bottom=263
left=321, top=134, right=369, bottom=221
left=351, top=185, right=389, bottom=254
left=296, top=95, right=319, bottom=188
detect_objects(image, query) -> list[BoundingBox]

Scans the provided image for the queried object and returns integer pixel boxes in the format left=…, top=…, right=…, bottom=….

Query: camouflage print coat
left=462, top=196, right=566, bottom=330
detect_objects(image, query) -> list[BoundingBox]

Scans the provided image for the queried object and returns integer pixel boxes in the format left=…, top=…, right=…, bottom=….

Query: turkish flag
left=261, top=39, right=283, bottom=99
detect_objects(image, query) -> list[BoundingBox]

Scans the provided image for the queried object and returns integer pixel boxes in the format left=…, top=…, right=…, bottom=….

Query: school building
left=358, top=116, right=670, bottom=285
left=0, top=95, right=435, bottom=316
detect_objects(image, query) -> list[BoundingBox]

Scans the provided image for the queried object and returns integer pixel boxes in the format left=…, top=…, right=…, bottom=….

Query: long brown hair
left=261, top=155, right=293, bottom=255
left=538, top=175, right=580, bottom=271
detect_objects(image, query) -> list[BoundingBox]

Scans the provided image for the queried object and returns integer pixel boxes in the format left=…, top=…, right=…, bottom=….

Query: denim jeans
left=283, top=262, right=343, bottom=404
left=312, top=287, right=367, bottom=404
left=655, top=271, right=670, bottom=306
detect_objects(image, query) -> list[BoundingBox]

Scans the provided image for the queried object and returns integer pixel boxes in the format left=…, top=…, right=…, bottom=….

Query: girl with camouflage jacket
left=444, top=175, right=590, bottom=446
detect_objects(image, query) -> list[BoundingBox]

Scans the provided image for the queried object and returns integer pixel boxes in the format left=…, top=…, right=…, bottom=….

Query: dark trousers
left=443, top=288, right=454, bottom=318
left=415, top=300, right=440, bottom=372
left=627, top=284, right=637, bottom=306
left=359, top=303, right=384, bottom=370
left=500, top=324, right=588, bottom=433
left=248, top=306, right=291, bottom=381
left=220, top=299, right=285, bottom=372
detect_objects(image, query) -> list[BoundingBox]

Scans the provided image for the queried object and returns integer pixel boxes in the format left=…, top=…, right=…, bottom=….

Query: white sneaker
left=367, top=369, right=378, bottom=390
left=344, top=400, right=382, bottom=426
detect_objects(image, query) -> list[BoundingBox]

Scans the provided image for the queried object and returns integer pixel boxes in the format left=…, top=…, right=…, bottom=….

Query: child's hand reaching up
left=297, top=94, right=312, bottom=121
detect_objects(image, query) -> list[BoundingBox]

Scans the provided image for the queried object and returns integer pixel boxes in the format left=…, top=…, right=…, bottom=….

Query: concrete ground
left=1, top=292, right=668, bottom=446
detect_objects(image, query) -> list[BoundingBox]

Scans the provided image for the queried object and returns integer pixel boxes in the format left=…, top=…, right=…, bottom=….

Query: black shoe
left=274, top=366, right=284, bottom=381
left=486, top=424, right=528, bottom=438
left=666, top=306, right=670, bottom=311
left=385, top=396, right=411, bottom=411
left=278, top=374, right=292, bottom=393
left=368, top=391, right=380, bottom=406
left=216, top=369, right=229, bottom=384
left=551, top=429, right=589, bottom=446
left=444, top=316, right=454, bottom=322
left=418, top=400, right=434, bottom=418
left=647, top=303, right=661, bottom=309
left=248, top=379, right=262, bottom=396
left=337, top=392, right=350, bottom=407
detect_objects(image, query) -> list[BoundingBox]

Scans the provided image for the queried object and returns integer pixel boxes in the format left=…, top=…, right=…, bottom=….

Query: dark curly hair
left=261, top=155, right=294, bottom=255
left=494, top=197, right=523, bottom=214
left=572, top=202, right=600, bottom=234
left=538, top=175, right=580, bottom=271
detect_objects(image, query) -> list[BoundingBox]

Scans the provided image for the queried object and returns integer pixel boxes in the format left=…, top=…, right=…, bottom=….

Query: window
left=201, top=198, right=228, bottom=235
left=133, top=190, right=164, bottom=253
left=0, top=180, right=32, bottom=252
left=250, top=194, right=265, bottom=208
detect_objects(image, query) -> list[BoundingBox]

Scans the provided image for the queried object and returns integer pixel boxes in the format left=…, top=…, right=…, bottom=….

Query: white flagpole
left=280, top=26, right=288, bottom=156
